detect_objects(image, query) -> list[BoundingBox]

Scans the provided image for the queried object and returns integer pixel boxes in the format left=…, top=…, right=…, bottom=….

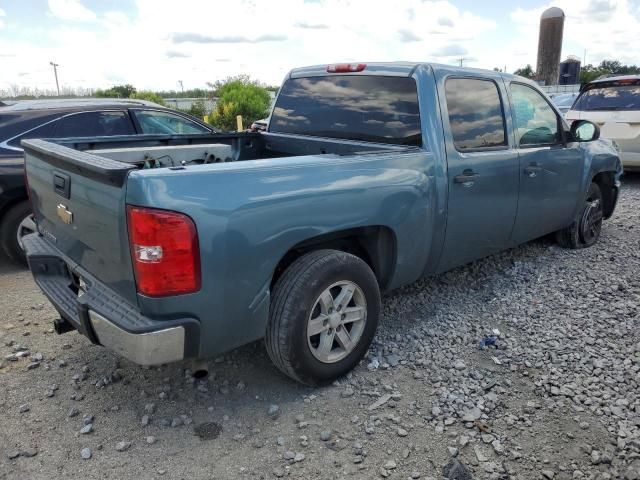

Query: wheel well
left=592, top=171, right=617, bottom=219
left=271, top=226, right=396, bottom=291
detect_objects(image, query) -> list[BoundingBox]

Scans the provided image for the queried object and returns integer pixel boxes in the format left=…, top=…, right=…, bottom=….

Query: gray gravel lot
left=1, top=174, right=639, bottom=480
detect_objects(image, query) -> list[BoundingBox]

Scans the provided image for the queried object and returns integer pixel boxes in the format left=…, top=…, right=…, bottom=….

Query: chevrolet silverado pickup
left=21, top=63, right=622, bottom=385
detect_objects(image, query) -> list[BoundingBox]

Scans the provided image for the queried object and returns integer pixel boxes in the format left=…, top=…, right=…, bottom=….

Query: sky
left=0, top=0, right=639, bottom=94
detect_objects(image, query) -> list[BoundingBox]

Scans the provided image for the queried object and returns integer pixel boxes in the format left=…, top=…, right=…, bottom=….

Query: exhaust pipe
left=189, top=360, right=209, bottom=379
left=53, top=318, right=75, bottom=335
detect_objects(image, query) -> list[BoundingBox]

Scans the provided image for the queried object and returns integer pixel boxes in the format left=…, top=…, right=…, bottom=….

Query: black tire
left=0, top=200, right=33, bottom=264
left=556, top=182, right=603, bottom=249
left=265, top=249, right=381, bottom=385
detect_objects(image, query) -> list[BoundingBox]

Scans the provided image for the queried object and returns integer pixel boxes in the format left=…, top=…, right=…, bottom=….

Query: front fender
left=582, top=138, right=623, bottom=183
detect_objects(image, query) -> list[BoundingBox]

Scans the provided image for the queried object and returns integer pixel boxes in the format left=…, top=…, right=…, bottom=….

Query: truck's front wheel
left=266, top=249, right=380, bottom=385
left=556, top=182, right=603, bottom=249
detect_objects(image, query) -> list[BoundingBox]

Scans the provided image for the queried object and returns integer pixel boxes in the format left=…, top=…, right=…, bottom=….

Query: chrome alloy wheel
left=307, top=280, right=367, bottom=364
left=580, top=198, right=603, bottom=244
left=16, top=214, right=37, bottom=251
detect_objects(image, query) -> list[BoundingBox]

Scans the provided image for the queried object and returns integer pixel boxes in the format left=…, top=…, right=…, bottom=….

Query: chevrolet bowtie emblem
left=57, top=204, right=73, bottom=224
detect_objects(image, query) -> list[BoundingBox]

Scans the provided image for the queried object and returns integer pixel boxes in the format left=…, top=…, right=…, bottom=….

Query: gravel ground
left=1, top=173, right=639, bottom=480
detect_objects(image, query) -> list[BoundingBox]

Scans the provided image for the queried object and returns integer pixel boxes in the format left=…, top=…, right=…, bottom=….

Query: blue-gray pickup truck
left=21, top=63, right=622, bottom=385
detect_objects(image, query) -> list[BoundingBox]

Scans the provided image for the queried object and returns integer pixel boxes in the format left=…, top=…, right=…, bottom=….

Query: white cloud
left=48, top=0, right=96, bottom=22
left=1, top=0, right=502, bottom=92
left=102, top=11, right=130, bottom=29
left=12, top=0, right=630, bottom=95
left=0, top=7, right=5, bottom=29
left=510, top=0, right=640, bottom=68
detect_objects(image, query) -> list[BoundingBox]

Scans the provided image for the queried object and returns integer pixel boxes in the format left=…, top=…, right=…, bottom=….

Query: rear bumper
left=23, top=233, right=200, bottom=365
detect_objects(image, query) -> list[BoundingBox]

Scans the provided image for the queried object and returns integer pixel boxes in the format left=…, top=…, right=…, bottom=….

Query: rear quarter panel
left=126, top=150, right=435, bottom=356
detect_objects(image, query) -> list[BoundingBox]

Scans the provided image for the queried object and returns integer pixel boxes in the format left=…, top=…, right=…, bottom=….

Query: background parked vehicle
left=0, top=98, right=216, bottom=263
left=550, top=92, right=578, bottom=114
left=565, top=75, right=640, bottom=170
left=22, top=63, right=621, bottom=385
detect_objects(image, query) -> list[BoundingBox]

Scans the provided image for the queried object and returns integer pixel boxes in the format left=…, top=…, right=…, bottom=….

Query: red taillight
left=616, top=79, right=639, bottom=86
left=327, top=63, right=366, bottom=73
left=126, top=206, right=200, bottom=297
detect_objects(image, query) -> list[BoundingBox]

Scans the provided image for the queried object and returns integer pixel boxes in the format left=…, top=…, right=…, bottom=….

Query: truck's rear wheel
left=1, top=201, right=34, bottom=264
left=265, top=249, right=380, bottom=385
left=556, top=182, right=603, bottom=249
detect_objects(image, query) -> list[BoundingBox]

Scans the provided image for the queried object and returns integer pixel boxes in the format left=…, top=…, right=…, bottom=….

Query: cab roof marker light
left=327, top=63, right=366, bottom=73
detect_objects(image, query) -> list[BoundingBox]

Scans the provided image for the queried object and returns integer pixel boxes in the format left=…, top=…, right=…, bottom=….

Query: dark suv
left=0, top=98, right=215, bottom=263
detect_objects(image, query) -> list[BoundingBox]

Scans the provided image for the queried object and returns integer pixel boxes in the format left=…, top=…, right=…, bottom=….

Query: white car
left=566, top=75, right=640, bottom=170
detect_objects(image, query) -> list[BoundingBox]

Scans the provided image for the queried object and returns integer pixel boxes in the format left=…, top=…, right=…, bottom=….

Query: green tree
left=580, top=60, right=640, bottom=84
left=131, top=90, right=166, bottom=106
left=111, top=84, right=137, bottom=98
left=95, top=84, right=137, bottom=98
left=208, top=76, right=271, bottom=131
left=186, top=99, right=207, bottom=119
left=579, top=64, right=602, bottom=84
left=514, top=65, right=535, bottom=79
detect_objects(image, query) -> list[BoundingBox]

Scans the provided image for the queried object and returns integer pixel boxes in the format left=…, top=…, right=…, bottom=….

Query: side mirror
left=570, top=120, right=600, bottom=142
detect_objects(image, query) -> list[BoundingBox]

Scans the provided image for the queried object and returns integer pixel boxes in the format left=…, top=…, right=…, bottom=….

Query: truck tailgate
left=22, top=139, right=138, bottom=303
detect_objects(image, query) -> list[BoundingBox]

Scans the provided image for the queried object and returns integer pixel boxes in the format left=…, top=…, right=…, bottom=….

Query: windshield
left=270, top=75, right=422, bottom=146
left=572, top=83, right=640, bottom=111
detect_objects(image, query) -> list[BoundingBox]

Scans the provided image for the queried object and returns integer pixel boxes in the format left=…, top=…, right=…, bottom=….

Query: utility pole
left=178, top=80, right=184, bottom=94
left=50, top=61, right=60, bottom=96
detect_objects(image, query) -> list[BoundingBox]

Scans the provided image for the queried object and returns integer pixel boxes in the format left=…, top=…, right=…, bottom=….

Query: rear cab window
left=573, top=79, right=640, bottom=111
left=269, top=75, right=422, bottom=146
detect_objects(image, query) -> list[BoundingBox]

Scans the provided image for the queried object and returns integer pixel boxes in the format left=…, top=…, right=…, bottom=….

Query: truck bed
left=50, top=131, right=415, bottom=175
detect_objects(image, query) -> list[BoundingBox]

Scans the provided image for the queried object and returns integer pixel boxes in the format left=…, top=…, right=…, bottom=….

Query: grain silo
left=536, top=7, right=565, bottom=86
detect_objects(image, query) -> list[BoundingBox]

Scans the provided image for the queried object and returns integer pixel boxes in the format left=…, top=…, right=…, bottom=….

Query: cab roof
left=289, top=61, right=520, bottom=81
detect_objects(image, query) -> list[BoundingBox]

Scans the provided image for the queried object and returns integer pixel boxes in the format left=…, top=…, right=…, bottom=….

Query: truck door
left=435, top=75, right=520, bottom=272
left=507, top=82, right=583, bottom=243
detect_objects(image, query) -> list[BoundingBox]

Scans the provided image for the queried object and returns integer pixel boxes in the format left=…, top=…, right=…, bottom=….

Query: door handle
left=524, top=164, right=542, bottom=178
left=454, top=170, right=478, bottom=185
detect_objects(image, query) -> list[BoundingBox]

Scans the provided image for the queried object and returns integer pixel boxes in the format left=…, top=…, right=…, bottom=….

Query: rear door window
left=270, top=76, right=422, bottom=146
left=55, top=111, right=135, bottom=137
left=444, top=78, right=507, bottom=150
left=7, top=121, right=58, bottom=148
left=572, top=83, right=640, bottom=111
left=133, top=110, right=210, bottom=134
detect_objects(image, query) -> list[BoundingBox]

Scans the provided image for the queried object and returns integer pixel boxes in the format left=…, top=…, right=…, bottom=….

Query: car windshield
left=270, top=75, right=422, bottom=146
left=572, top=83, right=640, bottom=111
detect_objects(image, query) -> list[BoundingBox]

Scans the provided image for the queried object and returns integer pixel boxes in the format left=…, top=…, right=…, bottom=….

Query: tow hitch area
left=53, top=317, right=76, bottom=334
